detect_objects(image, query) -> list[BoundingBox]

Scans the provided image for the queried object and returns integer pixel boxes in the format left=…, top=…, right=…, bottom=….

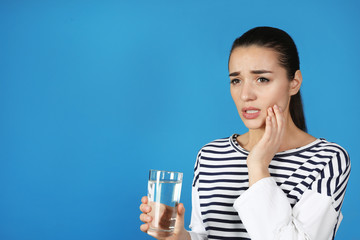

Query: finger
left=268, top=105, right=275, bottom=116
left=267, top=107, right=275, bottom=124
left=269, top=107, right=277, bottom=133
left=140, top=203, right=151, bottom=213
left=273, top=105, right=283, bottom=126
left=265, top=107, right=278, bottom=145
left=266, top=107, right=274, bottom=132
left=263, top=113, right=272, bottom=142
left=273, top=105, right=285, bottom=138
left=140, top=213, right=152, bottom=223
left=174, top=203, right=185, bottom=234
left=141, top=196, right=148, bottom=204
left=140, top=223, right=149, bottom=233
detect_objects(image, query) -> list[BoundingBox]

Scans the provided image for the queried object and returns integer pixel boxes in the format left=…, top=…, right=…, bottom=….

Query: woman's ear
left=289, top=70, right=302, bottom=96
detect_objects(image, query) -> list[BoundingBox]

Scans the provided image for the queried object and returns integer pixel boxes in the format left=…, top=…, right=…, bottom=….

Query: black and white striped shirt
left=189, top=134, right=351, bottom=240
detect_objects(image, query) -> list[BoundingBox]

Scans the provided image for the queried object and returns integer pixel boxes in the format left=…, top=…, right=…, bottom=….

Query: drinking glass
left=147, top=170, right=183, bottom=238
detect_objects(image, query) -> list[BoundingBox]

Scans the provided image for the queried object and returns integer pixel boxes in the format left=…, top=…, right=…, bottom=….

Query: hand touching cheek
left=246, top=105, right=286, bottom=186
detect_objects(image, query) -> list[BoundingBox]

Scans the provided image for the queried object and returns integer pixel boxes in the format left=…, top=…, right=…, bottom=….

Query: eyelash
left=257, top=77, right=270, bottom=83
left=230, top=79, right=241, bottom=85
left=230, top=77, right=270, bottom=85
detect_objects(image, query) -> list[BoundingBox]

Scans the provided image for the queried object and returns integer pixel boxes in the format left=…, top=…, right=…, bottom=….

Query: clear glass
left=147, top=169, right=183, bottom=238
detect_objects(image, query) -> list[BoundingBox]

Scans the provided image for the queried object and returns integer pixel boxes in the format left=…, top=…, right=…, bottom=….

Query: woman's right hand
left=139, top=196, right=191, bottom=240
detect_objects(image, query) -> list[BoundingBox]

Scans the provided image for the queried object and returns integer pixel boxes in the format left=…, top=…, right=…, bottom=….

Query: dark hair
left=229, top=26, right=307, bottom=132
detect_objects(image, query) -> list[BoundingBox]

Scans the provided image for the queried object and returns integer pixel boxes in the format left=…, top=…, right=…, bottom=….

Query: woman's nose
left=240, top=82, right=256, bottom=101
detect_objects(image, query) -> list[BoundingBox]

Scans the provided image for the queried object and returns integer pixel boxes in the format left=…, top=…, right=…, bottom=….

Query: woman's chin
left=242, top=118, right=266, bottom=130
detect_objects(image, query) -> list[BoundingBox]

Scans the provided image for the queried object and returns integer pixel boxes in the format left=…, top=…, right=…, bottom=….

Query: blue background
left=1, top=1, right=359, bottom=239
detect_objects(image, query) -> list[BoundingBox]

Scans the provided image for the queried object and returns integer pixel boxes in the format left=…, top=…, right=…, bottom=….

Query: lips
left=242, top=107, right=261, bottom=119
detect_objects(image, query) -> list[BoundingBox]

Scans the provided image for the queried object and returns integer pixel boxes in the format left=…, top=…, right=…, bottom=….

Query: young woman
left=139, top=27, right=351, bottom=240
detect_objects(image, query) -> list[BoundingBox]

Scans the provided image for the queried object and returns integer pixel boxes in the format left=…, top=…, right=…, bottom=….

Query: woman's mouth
left=242, top=107, right=261, bottom=119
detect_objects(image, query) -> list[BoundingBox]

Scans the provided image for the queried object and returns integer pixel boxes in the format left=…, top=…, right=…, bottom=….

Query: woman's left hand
left=246, top=104, right=286, bottom=186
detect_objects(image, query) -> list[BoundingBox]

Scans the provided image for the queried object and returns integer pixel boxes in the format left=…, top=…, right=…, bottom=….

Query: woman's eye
left=230, top=79, right=241, bottom=85
left=257, top=77, right=269, bottom=83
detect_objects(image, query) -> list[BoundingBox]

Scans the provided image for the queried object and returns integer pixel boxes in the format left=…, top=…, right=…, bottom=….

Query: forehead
left=229, top=46, right=280, bottom=72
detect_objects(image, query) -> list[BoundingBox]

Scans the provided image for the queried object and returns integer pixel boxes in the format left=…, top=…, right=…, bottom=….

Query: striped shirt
left=190, top=134, right=351, bottom=240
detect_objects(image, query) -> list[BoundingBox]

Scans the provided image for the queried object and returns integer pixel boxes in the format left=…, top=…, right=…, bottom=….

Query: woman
left=139, top=27, right=351, bottom=240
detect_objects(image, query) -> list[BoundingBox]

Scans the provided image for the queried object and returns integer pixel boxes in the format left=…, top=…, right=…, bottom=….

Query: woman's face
left=229, top=46, right=295, bottom=130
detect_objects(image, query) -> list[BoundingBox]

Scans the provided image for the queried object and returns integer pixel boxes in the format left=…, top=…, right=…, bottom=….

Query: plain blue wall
left=1, top=1, right=359, bottom=239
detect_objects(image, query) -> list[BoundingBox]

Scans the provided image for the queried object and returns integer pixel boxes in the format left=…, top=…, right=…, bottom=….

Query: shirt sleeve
left=188, top=149, right=208, bottom=240
left=233, top=149, right=351, bottom=240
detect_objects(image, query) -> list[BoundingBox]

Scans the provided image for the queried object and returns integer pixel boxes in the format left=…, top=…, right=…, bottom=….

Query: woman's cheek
left=267, top=98, right=288, bottom=112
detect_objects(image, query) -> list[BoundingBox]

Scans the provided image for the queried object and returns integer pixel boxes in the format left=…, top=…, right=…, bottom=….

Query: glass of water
left=147, top=169, right=183, bottom=238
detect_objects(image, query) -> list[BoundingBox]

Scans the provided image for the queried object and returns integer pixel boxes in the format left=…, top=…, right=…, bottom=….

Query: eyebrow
left=229, top=70, right=273, bottom=77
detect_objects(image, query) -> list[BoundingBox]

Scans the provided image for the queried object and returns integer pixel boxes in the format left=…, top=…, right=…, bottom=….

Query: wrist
left=247, top=166, right=270, bottom=187
left=246, top=152, right=273, bottom=170
left=247, top=162, right=269, bottom=172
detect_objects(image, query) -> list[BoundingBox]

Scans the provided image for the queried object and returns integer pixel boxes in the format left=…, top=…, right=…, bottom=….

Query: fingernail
left=274, top=104, right=278, bottom=109
left=268, top=107, right=273, bottom=112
